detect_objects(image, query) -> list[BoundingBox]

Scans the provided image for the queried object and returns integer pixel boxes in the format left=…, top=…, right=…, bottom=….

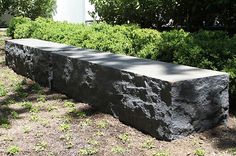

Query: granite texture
left=5, top=39, right=229, bottom=140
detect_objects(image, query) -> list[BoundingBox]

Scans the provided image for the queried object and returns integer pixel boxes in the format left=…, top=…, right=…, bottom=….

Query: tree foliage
left=0, top=0, right=56, bottom=19
left=90, top=0, right=236, bottom=32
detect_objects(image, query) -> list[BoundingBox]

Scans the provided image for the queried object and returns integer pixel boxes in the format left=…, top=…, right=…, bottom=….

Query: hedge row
left=7, top=17, right=236, bottom=108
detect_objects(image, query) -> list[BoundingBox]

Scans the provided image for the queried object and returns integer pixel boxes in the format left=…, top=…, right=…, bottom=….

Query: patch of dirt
left=0, top=33, right=236, bottom=156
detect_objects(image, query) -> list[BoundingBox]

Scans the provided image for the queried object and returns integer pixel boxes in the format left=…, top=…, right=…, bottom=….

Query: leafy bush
left=7, top=17, right=236, bottom=108
left=157, top=29, right=189, bottom=62
left=130, top=29, right=161, bottom=58
left=174, top=31, right=236, bottom=70
left=7, top=17, right=32, bottom=38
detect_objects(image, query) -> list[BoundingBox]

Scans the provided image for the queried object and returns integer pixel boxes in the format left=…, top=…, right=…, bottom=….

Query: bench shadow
left=0, top=79, right=71, bottom=128
left=202, top=116, right=236, bottom=151
left=67, top=104, right=98, bottom=119
left=0, top=77, right=99, bottom=128
left=0, top=80, right=38, bottom=126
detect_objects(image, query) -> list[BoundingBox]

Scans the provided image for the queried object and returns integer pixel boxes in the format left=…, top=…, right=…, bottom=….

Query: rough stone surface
left=5, top=39, right=229, bottom=140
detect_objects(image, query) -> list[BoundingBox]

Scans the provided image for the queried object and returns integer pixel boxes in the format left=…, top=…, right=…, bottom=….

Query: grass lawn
left=0, top=31, right=236, bottom=156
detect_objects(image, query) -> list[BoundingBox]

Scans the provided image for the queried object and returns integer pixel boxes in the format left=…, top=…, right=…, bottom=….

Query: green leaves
left=89, top=0, right=171, bottom=28
left=90, top=0, right=236, bottom=32
left=0, top=0, right=56, bottom=20
left=7, top=16, right=32, bottom=38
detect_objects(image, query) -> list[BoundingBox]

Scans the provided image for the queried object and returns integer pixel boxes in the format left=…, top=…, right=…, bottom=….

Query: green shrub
left=82, top=23, right=134, bottom=54
left=7, top=17, right=236, bottom=108
left=224, top=58, right=236, bottom=108
left=14, top=22, right=34, bottom=39
left=7, top=17, right=32, bottom=38
left=174, top=30, right=236, bottom=70
left=157, top=29, right=189, bottom=62
left=130, top=28, right=161, bottom=58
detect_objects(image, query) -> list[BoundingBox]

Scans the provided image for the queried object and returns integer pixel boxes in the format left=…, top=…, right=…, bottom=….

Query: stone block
left=5, top=39, right=229, bottom=140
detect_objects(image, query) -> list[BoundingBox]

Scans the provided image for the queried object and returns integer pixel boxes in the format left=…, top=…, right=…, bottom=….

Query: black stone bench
left=5, top=39, right=229, bottom=140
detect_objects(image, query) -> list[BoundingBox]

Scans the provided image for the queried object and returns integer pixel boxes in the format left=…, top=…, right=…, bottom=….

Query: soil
left=0, top=32, right=236, bottom=156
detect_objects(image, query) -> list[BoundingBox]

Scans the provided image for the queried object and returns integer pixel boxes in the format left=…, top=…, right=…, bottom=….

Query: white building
left=53, top=0, right=96, bottom=23
left=0, top=0, right=95, bottom=26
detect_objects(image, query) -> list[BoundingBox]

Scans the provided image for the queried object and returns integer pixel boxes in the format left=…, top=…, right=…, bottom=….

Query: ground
left=0, top=32, right=236, bottom=156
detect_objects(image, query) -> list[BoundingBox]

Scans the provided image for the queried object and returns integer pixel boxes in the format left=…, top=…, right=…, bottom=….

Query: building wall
left=53, top=0, right=95, bottom=23
left=0, top=0, right=95, bottom=26
left=85, top=0, right=96, bottom=21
